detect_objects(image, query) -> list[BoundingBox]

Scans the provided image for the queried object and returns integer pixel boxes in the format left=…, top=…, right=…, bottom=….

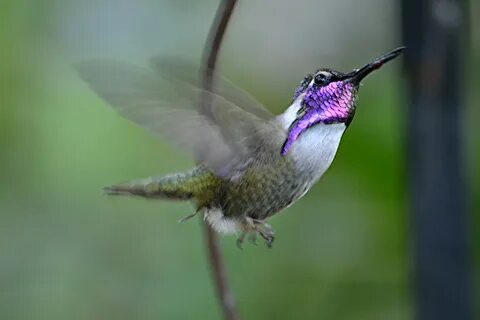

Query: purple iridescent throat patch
left=281, top=81, right=357, bottom=155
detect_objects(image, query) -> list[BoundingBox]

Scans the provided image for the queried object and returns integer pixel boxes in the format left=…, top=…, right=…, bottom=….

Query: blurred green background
left=0, top=0, right=478, bottom=319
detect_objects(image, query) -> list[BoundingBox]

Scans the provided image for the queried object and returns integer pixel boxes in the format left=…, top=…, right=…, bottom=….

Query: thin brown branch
left=202, top=0, right=237, bottom=88
left=203, top=222, right=240, bottom=320
left=200, top=1, right=240, bottom=320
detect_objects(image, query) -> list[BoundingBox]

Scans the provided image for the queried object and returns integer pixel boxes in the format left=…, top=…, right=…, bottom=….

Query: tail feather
left=103, top=184, right=152, bottom=197
left=103, top=167, right=220, bottom=202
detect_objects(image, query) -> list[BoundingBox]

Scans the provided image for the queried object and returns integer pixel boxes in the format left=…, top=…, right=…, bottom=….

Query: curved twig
left=200, top=1, right=240, bottom=320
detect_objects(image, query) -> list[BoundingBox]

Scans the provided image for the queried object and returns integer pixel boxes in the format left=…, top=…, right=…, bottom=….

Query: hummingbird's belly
left=221, top=164, right=310, bottom=220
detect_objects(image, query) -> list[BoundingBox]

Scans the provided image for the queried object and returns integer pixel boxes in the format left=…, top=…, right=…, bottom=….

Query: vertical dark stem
left=203, top=222, right=239, bottom=320
left=203, top=0, right=237, bottom=78
left=200, top=1, right=240, bottom=320
left=401, top=0, right=472, bottom=319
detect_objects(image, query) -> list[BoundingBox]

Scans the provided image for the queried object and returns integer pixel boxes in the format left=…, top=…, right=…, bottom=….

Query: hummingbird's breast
left=278, top=98, right=347, bottom=182
left=290, top=122, right=346, bottom=182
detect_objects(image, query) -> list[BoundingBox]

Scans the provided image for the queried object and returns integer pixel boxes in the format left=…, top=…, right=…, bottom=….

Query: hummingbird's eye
left=314, top=73, right=329, bottom=86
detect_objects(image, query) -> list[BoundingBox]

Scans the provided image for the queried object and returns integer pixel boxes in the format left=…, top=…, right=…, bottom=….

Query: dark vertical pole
left=401, top=0, right=472, bottom=319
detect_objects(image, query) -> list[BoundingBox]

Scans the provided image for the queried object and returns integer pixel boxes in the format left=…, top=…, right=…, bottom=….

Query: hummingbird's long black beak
left=346, top=47, right=405, bottom=85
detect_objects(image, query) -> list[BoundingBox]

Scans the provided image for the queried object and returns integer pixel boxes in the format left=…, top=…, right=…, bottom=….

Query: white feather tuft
left=204, top=208, right=240, bottom=234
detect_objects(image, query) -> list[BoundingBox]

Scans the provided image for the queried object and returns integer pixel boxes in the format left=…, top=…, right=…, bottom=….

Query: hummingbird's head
left=282, top=47, right=405, bottom=155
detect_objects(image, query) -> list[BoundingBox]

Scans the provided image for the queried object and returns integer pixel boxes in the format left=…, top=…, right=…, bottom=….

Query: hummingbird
left=77, top=47, right=404, bottom=248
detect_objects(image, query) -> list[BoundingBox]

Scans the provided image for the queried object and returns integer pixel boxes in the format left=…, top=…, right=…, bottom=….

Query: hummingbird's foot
left=253, top=220, right=275, bottom=248
left=248, top=232, right=258, bottom=246
left=262, top=233, right=275, bottom=248
left=178, top=209, right=200, bottom=223
left=236, top=232, right=247, bottom=249
left=236, top=231, right=258, bottom=248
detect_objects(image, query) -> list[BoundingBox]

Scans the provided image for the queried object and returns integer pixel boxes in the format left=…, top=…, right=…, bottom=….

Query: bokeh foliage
left=0, top=0, right=478, bottom=319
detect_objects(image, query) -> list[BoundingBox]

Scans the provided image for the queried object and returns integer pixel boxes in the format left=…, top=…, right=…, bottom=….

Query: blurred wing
left=149, top=56, right=273, bottom=120
left=76, top=60, right=285, bottom=178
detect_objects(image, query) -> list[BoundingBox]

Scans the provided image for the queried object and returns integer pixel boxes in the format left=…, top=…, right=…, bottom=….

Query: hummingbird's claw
left=237, top=218, right=275, bottom=248
left=251, top=219, right=275, bottom=248
left=263, top=234, right=275, bottom=248
left=236, top=232, right=247, bottom=249
left=178, top=209, right=200, bottom=223
left=248, top=232, right=258, bottom=246
left=236, top=239, right=243, bottom=250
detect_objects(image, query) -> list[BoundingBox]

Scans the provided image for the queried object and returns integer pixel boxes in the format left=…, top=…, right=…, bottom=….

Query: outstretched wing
left=149, top=56, right=273, bottom=120
left=76, top=60, right=286, bottom=178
